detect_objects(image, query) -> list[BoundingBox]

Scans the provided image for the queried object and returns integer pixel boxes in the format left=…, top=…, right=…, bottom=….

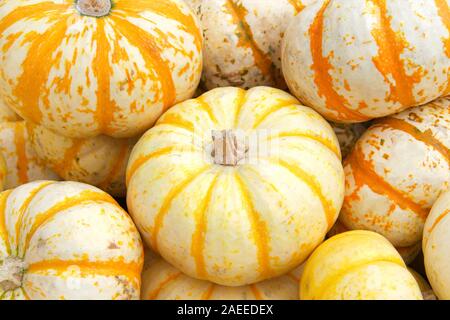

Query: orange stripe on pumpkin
left=233, top=88, right=248, bottom=127
left=368, top=0, right=423, bottom=106
left=14, top=18, right=69, bottom=124
left=23, top=190, right=118, bottom=254
left=428, top=209, right=450, bottom=234
left=0, top=190, right=12, bottom=255
left=235, top=173, right=272, bottom=279
left=195, top=97, right=219, bottom=125
left=288, top=0, right=306, bottom=13
left=251, top=101, right=299, bottom=129
left=309, top=0, right=370, bottom=121
left=98, top=141, right=130, bottom=192
left=152, top=166, right=210, bottom=251
left=373, top=117, right=450, bottom=166
left=275, top=160, right=337, bottom=228
left=15, top=181, right=55, bottom=253
left=147, top=271, right=182, bottom=299
left=112, top=16, right=176, bottom=112
left=344, top=145, right=429, bottom=220
left=157, top=113, right=196, bottom=133
left=27, top=258, right=141, bottom=282
left=250, top=284, right=264, bottom=300
left=224, top=0, right=274, bottom=79
left=53, top=140, right=85, bottom=178
left=191, top=174, right=219, bottom=278
left=201, top=284, right=216, bottom=300
left=13, top=123, right=29, bottom=184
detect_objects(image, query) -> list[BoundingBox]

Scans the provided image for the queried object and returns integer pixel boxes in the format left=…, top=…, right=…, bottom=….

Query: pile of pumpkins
left=0, top=0, right=448, bottom=300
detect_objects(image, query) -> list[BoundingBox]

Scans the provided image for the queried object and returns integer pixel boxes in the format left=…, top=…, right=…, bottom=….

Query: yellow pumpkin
left=341, top=98, right=450, bottom=249
left=127, top=86, right=344, bottom=286
left=330, top=122, right=370, bottom=159
left=327, top=220, right=421, bottom=265
left=408, top=268, right=437, bottom=300
left=141, top=251, right=303, bottom=300
left=196, top=0, right=314, bottom=89
left=0, top=0, right=202, bottom=139
left=0, top=121, right=59, bottom=189
left=26, top=122, right=136, bottom=197
left=423, top=189, right=450, bottom=300
left=0, top=180, right=144, bottom=300
left=300, top=230, right=423, bottom=300
left=282, top=0, right=450, bottom=122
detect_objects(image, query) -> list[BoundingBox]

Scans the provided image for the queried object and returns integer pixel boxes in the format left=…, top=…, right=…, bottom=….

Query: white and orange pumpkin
left=423, top=189, right=450, bottom=300
left=0, top=180, right=144, bottom=300
left=300, top=230, right=423, bottom=300
left=340, top=98, right=450, bottom=249
left=26, top=122, right=136, bottom=197
left=196, top=0, right=315, bottom=90
left=0, top=0, right=202, bottom=139
left=0, top=121, right=59, bottom=189
left=127, top=86, right=344, bottom=286
left=142, top=251, right=303, bottom=300
left=282, top=0, right=450, bottom=123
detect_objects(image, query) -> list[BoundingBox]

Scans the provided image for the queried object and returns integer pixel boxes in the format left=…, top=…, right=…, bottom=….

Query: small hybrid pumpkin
left=300, top=230, right=423, bottom=300
left=341, top=98, right=450, bottom=249
left=196, top=0, right=315, bottom=90
left=0, top=180, right=143, bottom=300
left=0, top=0, right=202, bottom=138
left=0, top=121, right=59, bottom=189
left=423, top=189, right=450, bottom=300
left=327, top=221, right=421, bottom=265
left=408, top=268, right=437, bottom=300
left=26, top=122, right=137, bottom=197
left=142, top=252, right=303, bottom=300
left=127, top=86, right=344, bottom=286
left=330, top=122, right=370, bottom=159
left=282, top=0, right=450, bottom=123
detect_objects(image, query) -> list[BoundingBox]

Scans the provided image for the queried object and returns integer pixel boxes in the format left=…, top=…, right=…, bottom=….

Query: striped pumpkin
left=0, top=121, right=59, bottom=189
left=330, top=122, right=371, bottom=159
left=408, top=268, right=437, bottom=300
left=300, top=230, right=423, bottom=300
left=0, top=180, right=143, bottom=300
left=340, top=98, right=450, bottom=249
left=197, top=0, right=314, bottom=90
left=423, top=189, right=450, bottom=300
left=142, top=251, right=303, bottom=300
left=282, top=0, right=450, bottom=123
left=327, top=220, right=421, bottom=265
left=127, top=86, right=344, bottom=286
left=0, top=0, right=202, bottom=139
left=27, top=122, right=137, bottom=197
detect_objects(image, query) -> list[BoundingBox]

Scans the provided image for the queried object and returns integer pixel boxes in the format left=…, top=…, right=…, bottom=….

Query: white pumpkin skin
left=408, top=268, right=437, bottom=300
left=127, top=86, right=344, bottom=286
left=198, top=0, right=315, bottom=90
left=282, top=0, right=450, bottom=123
left=0, top=121, right=59, bottom=189
left=341, top=98, right=450, bottom=248
left=141, top=252, right=303, bottom=300
left=423, top=189, right=450, bottom=300
left=0, top=180, right=144, bottom=300
left=27, top=122, right=136, bottom=197
left=0, top=0, right=202, bottom=139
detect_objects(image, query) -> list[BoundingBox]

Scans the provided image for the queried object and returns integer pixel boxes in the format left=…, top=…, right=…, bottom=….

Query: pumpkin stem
left=76, top=0, right=112, bottom=17
left=211, top=130, right=248, bottom=166
left=0, top=256, right=26, bottom=292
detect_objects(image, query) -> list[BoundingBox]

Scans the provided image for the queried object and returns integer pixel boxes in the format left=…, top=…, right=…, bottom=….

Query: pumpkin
left=330, top=122, right=370, bottom=159
left=141, top=251, right=303, bottom=300
left=0, top=0, right=202, bottom=139
left=0, top=102, right=20, bottom=123
left=340, top=98, right=450, bottom=249
left=300, top=230, right=423, bottom=300
left=327, top=220, right=421, bottom=265
left=127, top=86, right=344, bottom=286
left=196, top=0, right=314, bottom=90
left=0, top=152, right=6, bottom=191
left=0, top=121, right=59, bottom=189
left=408, top=268, right=437, bottom=300
left=0, top=180, right=144, bottom=300
left=26, top=122, right=137, bottom=197
left=423, top=188, right=450, bottom=300
left=282, top=0, right=450, bottom=123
